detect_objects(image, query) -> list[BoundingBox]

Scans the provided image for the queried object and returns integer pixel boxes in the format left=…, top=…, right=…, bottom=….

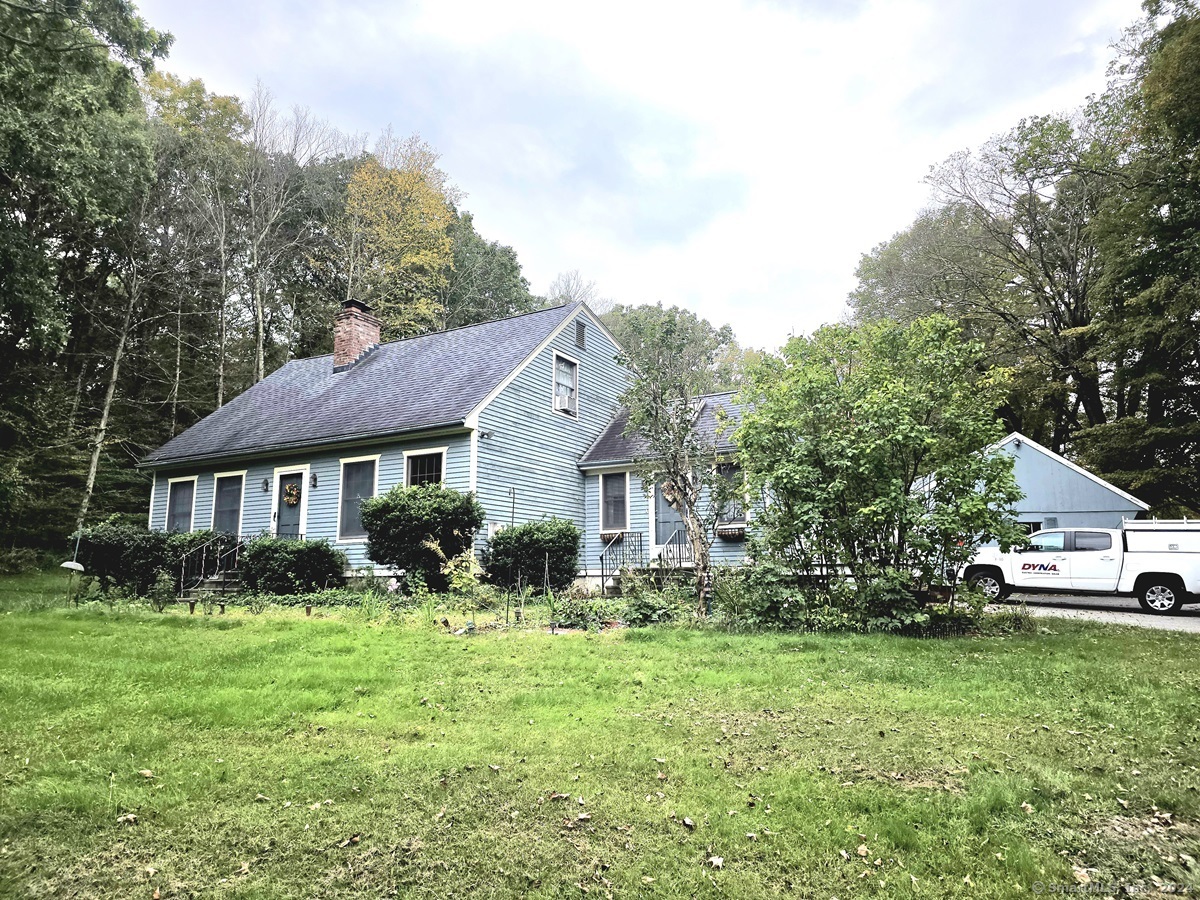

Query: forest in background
left=850, top=0, right=1200, bottom=515
left=2, top=0, right=1198, bottom=554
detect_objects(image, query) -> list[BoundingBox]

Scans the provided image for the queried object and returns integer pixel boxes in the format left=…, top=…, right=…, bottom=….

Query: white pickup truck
left=963, top=520, right=1200, bottom=615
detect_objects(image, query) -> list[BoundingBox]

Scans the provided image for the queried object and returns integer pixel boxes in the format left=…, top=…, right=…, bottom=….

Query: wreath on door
left=284, top=483, right=301, bottom=507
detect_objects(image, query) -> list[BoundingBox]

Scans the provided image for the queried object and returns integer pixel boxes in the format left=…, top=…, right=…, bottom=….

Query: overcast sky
left=139, top=0, right=1144, bottom=349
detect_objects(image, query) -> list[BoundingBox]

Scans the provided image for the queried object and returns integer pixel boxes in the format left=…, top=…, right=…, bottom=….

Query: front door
left=276, top=471, right=304, bottom=538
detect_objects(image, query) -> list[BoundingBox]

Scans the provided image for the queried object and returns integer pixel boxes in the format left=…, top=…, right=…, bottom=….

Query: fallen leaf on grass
left=708, top=856, right=724, bottom=869
left=656, top=771, right=668, bottom=781
left=746, top=833, right=757, bottom=841
left=682, top=817, right=695, bottom=831
left=237, top=862, right=250, bottom=876
left=840, top=849, right=850, bottom=861
left=577, top=813, right=591, bottom=822
left=138, top=770, right=155, bottom=779
left=152, top=889, right=160, bottom=899
left=337, top=834, right=361, bottom=849
left=435, top=807, right=446, bottom=820
left=1020, top=802, right=1035, bottom=815
left=116, top=813, right=137, bottom=826
left=857, top=844, right=869, bottom=857
left=549, top=792, right=570, bottom=801
left=1118, top=798, right=1130, bottom=809
left=489, top=765, right=500, bottom=772
left=308, top=802, right=321, bottom=811
left=254, top=793, right=271, bottom=803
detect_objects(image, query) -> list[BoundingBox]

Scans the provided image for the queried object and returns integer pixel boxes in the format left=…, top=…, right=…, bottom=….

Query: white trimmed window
left=405, top=448, right=447, bottom=487
left=339, top=456, right=379, bottom=540
left=716, top=463, right=747, bottom=524
left=166, top=477, right=197, bottom=532
left=212, top=472, right=245, bottom=534
left=600, top=472, right=628, bottom=532
left=553, top=353, right=578, bottom=417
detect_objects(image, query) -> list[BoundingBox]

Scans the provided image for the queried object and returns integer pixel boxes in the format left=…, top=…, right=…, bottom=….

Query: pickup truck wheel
left=1138, top=580, right=1185, bottom=615
left=967, top=570, right=1007, bottom=601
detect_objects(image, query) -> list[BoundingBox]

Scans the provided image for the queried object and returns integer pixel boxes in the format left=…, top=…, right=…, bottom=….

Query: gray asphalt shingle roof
left=578, top=392, right=744, bottom=468
left=142, top=303, right=581, bottom=468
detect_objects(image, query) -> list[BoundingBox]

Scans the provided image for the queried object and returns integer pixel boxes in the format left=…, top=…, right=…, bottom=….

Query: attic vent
left=575, top=321, right=586, bottom=349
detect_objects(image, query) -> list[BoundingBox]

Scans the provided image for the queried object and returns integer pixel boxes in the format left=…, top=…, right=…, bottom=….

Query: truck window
left=1074, top=532, right=1112, bottom=552
left=1028, top=532, right=1065, bottom=552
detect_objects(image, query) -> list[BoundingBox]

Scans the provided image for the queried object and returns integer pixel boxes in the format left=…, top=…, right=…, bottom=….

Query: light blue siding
left=148, top=430, right=471, bottom=570
left=475, top=310, right=629, bottom=559
left=1000, top=439, right=1147, bottom=529
left=581, top=471, right=750, bottom=571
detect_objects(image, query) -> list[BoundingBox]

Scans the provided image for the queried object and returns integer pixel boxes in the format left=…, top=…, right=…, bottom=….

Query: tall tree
left=617, top=303, right=742, bottom=612
left=438, top=209, right=536, bottom=329
left=242, top=84, right=333, bottom=382
left=737, top=317, right=1023, bottom=614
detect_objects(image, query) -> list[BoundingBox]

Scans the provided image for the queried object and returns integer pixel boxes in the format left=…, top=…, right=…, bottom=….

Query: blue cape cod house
left=140, top=299, right=1148, bottom=582
left=140, top=299, right=752, bottom=580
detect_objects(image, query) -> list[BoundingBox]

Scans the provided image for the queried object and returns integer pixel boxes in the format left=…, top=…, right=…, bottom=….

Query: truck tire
left=967, top=569, right=1008, bottom=601
left=1137, top=578, right=1186, bottom=615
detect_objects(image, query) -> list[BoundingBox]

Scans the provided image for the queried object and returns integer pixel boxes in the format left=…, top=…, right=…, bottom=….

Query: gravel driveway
left=987, top=593, right=1200, bottom=633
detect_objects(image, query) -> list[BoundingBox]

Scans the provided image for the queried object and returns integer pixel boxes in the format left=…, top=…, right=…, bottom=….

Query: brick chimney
left=333, top=298, right=382, bottom=371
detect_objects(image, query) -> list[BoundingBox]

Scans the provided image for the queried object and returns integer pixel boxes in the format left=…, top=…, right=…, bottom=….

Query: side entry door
left=1012, top=530, right=1070, bottom=590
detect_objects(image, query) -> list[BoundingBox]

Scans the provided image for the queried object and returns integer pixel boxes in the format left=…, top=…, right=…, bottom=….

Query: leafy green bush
left=552, top=588, right=622, bottom=630
left=239, top=537, right=347, bottom=595
left=77, top=522, right=171, bottom=594
left=618, top=570, right=691, bottom=626
left=76, top=522, right=241, bottom=595
left=360, top=484, right=485, bottom=591
left=0, top=547, right=39, bottom=576
left=484, top=519, right=581, bottom=593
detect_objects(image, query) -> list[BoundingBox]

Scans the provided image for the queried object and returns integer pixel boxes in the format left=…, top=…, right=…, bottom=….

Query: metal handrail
left=599, top=531, right=646, bottom=593
left=178, top=535, right=244, bottom=598
left=655, top=529, right=694, bottom=571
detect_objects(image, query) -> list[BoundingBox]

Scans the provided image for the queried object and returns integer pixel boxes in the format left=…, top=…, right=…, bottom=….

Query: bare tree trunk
left=170, top=300, right=182, bottom=433
left=253, top=268, right=266, bottom=384
left=66, top=360, right=86, bottom=441
left=76, top=283, right=136, bottom=533
left=216, top=262, right=227, bottom=407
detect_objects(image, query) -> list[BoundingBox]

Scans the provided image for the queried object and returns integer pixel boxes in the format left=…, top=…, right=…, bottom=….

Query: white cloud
left=142, top=0, right=1143, bottom=348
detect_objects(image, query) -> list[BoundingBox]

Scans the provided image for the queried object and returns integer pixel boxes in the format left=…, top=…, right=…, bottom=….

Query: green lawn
left=1, top=590, right=1199, bottom=897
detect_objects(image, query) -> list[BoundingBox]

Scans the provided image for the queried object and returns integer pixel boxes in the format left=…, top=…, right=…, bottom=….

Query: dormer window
left=554, top=353, right=578, bottom=417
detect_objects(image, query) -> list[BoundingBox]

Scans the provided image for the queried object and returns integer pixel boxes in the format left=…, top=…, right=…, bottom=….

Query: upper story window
left=405, top=449, right=445, bottom=487
left=212, top=473, right=245, bottom=534
left=601, top=472, right=628, bottom=532
left=554, top=353, right=578, bottom=417
left=339, top=456, right=378, bottom=540
left=166, top=477, right=197, bottom=532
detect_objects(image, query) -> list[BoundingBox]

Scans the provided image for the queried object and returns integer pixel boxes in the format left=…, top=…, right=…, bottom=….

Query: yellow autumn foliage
left=342, top=135, right=456, bottom=339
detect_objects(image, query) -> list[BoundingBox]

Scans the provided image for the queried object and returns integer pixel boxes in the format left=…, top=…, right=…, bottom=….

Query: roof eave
left=137, top=418, right=470, bottom=470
